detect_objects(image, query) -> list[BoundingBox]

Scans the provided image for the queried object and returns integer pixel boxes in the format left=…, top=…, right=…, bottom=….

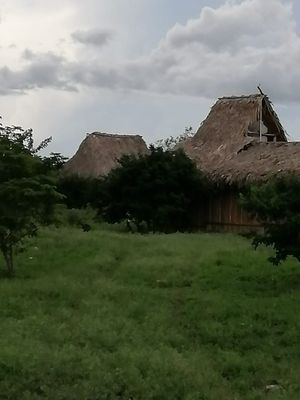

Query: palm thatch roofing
left=64, top=132, right=148, bottom=177
left=181, top=94, right=299, bottom=184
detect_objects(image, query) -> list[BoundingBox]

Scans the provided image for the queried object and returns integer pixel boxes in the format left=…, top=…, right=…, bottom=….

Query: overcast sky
left=1, top=0, right=300, bottom=156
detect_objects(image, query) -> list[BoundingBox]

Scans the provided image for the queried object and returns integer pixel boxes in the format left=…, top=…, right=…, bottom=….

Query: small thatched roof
left=180, top=94, right=298, bottom=183
left=64, top=132, right=148, bottom=178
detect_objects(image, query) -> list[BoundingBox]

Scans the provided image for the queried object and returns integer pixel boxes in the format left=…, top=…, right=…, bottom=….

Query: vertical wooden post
left=259, top=96, right=262, bottom=142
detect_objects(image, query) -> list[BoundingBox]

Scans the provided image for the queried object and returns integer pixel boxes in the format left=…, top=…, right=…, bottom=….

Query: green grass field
left=0, top=227, right=299, bottom=400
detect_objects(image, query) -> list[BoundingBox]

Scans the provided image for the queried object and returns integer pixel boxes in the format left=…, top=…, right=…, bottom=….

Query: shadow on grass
left=237, top=267, right=300, bottom=296
left=0, top=269, right=14, bottom=280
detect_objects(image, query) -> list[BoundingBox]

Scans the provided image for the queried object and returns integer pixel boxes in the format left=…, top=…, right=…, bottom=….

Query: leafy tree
left=42, top=152, right=68, bottom=172
left=99, top=146, right=207, bottom=233
left=155, top=126, right=194, bottom=150
left=0, top=120, right=63, bottom=276
left=57, top=175, right=104, bottom=209
left=241, top=174, right=300, bottom=264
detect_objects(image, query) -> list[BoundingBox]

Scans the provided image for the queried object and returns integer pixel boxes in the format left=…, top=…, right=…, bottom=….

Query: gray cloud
left=71, top=28, right=114, bottom=47
left=1, top=0, right=300, bottom=103
left=66, top=0, right=300, bottom=102
left=0, top=52, right=75, bottom=94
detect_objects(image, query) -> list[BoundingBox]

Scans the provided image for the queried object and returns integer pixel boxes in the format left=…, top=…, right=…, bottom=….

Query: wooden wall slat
left=205, top=190, right=261, bottom=232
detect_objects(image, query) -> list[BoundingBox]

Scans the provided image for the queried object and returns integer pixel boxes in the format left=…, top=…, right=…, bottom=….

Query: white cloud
left=164, top=0, right=295, bottom=51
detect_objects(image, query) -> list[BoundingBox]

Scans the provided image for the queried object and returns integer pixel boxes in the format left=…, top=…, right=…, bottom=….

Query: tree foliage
left=42, top=152, right=68, bottom=172
left=99, top=146, right=207, bottom=233
left=0, top=120, right=63, bottom=276
left=155, top=126, right=194, bottom=150
left=57, top=175, right=104, bottom=209
left=241, top=174, right=300, bottom=264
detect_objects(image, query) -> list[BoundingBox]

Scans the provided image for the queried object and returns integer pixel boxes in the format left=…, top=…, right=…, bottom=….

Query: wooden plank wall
left=201, top=191, right=262, bottom=233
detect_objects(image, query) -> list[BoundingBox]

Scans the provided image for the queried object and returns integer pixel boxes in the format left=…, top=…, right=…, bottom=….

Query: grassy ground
left=0, top=227, right=299, bottom=400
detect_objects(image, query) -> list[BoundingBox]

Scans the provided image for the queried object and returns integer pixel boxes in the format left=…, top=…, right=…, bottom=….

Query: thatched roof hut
left=181, top=94, right=298, bottom=183
left=64, top=132, right=148, bottom=177
left=181, top=93, right=300, bottom=231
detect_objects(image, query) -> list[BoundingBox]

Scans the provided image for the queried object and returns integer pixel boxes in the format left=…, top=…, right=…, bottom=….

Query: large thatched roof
left=64, top=132, right=148, bottom=177
left=181, top=94, right=298, bottom=183
left=211, top=141, right=300, bottom=183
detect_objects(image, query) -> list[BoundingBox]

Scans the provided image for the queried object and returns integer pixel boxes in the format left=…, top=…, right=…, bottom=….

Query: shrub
left=53, top=205, right=98, bottom=230
left=241, top=174, right=300, bottom=264
left=99, top=146, right=208, bottom=233
left=57, top=175, right=104, bottom=209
